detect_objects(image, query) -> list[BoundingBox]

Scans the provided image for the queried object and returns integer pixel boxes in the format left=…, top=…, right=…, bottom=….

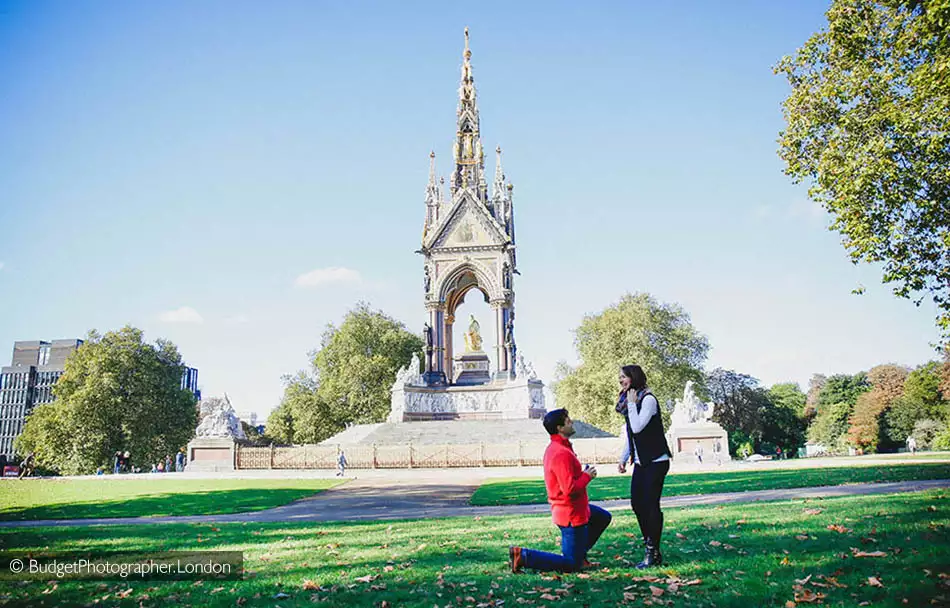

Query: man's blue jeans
left=522, top=505, right=612, bottom=572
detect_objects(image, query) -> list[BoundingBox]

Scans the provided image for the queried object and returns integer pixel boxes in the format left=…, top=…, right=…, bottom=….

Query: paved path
left=1, top=478, right=947, bottom=529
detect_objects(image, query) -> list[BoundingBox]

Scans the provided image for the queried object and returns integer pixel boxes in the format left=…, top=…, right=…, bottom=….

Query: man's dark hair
left=621, top=365, right=647, bottom=391
left=543, top=408, right=570, bottom=435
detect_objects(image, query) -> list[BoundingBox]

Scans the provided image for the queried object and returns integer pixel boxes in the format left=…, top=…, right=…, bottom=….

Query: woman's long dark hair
left=620, top=364, right=647, bottom=392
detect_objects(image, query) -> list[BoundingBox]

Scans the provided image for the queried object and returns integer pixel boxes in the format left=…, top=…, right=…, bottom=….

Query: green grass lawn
left=0, top=490, right=947, bottom=607
left=0, top=478, right=344, bottom=521
left=470, top=462, right=950, bottom=506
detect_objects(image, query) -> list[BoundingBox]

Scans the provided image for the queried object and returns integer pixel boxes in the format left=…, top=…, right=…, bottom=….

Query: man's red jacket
left=543, top=434, right=592, bottom=527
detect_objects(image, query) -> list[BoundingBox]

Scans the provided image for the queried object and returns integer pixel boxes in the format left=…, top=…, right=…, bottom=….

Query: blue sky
left=0, top=1, right=940, bottom=417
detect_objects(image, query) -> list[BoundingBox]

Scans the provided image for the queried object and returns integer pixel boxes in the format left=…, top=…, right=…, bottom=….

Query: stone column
left=491, top=300, right=509, bottom=380
left=424, top=303, right=447, bottom=385
left=445, top=313, right=455, bottom=383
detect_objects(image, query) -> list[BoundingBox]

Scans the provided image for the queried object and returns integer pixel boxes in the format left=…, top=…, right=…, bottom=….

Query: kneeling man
left=509, top=409, right=612, bottom=572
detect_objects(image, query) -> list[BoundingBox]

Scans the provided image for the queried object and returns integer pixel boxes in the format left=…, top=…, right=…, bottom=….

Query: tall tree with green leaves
left=775, top=0, right=950, bottom=340
left=270, top=303, right=423, bottom=444
left=553, top=293, right=709, bottom=432
left=808, top=372, right=871, bottom=451
left=15, top=326, right=198, bottom=475
left=847, top=364, right=910, bottom=451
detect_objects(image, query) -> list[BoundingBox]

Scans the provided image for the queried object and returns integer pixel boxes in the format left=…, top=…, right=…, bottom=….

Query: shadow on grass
left=472, top=463, right=950, bottom=506
left=0, top=488, right=324, bottom=522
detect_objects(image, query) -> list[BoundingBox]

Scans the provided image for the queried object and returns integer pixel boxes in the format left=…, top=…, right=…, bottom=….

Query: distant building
left=0, top=339, right=83, bottom=459
left=181, top=366, right=200, bottom=401
left=236, top=411, right=258, bottom=427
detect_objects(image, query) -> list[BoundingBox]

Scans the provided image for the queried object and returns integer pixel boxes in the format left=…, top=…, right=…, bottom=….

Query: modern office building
left=0, top=339, right=83, bottom=459
left=181, top=366, right=201, bottom=401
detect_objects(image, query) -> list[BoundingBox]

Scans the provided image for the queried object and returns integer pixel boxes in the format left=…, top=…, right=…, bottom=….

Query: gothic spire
left=492, top=146, right=505, bottom=200
left=452, top=27, right=485, bottom=199
left=424, top=151, right=439, bottom=228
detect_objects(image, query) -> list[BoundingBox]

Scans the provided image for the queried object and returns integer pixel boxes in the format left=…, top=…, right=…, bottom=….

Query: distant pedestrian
left=693, top=444, right=704, bottom=464
left=337, top=451, right=348, bottom=477
left=113, top=451, right=122, bottom=474
left=18, top=452, right=35, bottom=479
left=175, top=450, right=185, bottom=472
left=713, top=439, right=723, bottom=466
left=122, top=451, right=131, bottom=473
left=164, top=454, right=172, bottom=473
left=907, top=436, right=917, bottom=454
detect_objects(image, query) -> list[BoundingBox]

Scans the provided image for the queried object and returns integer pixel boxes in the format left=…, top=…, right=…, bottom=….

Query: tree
left=808, top=401, right=854, bottom=453
left=776, top=0, right=950, bottom=339
left=903, top=361, right=949, bottom=419
left=705, top=371, right=806, bottom=455
left=553, top=293, right=709, bottom=433
left=912, top=418, right=945, bottom=449
left=881, top=395, right=931, bottom=447
left=848, top=364, right=910, bottom=452
left=707, top=369, right=762, bottom=437
left=14, top=326, right=198, bottom=475
left=271, top=303, right=423, bottom=444
left=770, top=383, right=808, bottom=418
left=817, top=373, right=871, bottom=408
left=805, top=374, right=827, bottom=418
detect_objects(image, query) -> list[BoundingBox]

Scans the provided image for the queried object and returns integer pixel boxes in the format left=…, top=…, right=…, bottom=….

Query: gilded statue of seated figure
left=464, top=314, right=482, bottom=352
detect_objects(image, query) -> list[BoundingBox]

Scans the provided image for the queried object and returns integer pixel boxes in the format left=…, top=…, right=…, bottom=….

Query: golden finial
left=430, top=150, right=436, bottom=158
left=464, top=27, right=471, bottom=59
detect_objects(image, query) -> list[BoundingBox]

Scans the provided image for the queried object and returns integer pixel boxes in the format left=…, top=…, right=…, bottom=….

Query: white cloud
left=225, top=314, right=250, bottom=325
left=159, top=306, right=204, bottom=324
left=294, top=267, right=362, bottom=288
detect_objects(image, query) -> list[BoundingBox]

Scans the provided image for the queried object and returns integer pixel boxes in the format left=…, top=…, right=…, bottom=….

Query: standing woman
left=616, top=364, right=671, bottom=568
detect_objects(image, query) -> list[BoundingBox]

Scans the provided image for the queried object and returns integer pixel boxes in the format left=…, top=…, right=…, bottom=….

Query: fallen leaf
left=539, top=593, right=558, bottom=601
left=794, top=588, right=825, bottom=603
left=867, top=576, right=884, bottom=588
left=650, top=586, right=664, bottom=597
left=851, top=548, right=888, bottom=558
left=353, top=575, right=378, bottom=583
left=624, top=592, right=638, bottom=601
left=675, top=533, right=686, bottom=540
left=803, top=508, right=823, bottom=516
left=786, top=602, right=797, bottom=608
left=795, top=575, right=813, bottom=585
left=709, top=540, right=722, bottom=547
left=302, top=580, right=319, bottom=590
left=795, top=535, right=809, bottom=541
left=576, top=573, right=590, bottom=579
left=827, top=524, right=852, bottom=534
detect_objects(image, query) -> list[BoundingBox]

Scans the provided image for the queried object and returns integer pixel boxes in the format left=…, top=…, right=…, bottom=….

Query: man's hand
left=587, top=466, right=598, bottom=479
left=617, top=462, right=626, bottom=474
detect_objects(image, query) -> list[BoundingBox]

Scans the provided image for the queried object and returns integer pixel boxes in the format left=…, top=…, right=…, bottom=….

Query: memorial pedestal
left=186, top=437, right=237, bottom=472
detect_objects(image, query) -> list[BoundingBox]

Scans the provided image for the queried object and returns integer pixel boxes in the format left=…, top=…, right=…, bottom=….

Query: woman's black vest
left=625, top=390, right=671, bottom=464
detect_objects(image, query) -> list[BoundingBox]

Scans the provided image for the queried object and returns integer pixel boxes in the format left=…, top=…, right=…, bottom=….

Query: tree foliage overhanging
left=266, top=303, right=423, bottom=445
left=15, top=326, right=198, bottom=475
left=775, top=0, right=950, bottom=340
